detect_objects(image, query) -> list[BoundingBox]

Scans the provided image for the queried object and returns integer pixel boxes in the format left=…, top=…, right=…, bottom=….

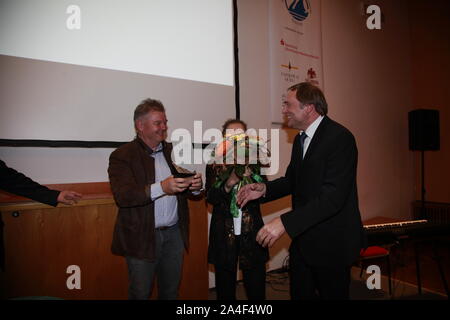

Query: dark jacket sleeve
left=280, top=131, right=358, bottom=238
left=205, top=165, right=231, bottom=207
left=264, top=168, right=292, bottom=202
left=0, top=159, right=59, bottom=207
left=264, top=134, right=299, bottom=202
left=108, top=150, right=153, bottom=208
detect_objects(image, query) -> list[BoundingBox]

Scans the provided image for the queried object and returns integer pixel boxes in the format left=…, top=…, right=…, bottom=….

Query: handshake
left=237, top=182, right=286, bottom=248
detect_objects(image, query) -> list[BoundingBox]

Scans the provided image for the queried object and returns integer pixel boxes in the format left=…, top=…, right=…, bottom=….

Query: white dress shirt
left=149, top=143, right=178, bottom=228
left=301, top=115, right=324, bottom=158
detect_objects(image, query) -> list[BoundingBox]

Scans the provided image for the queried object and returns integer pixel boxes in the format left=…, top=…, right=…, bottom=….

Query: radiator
left=412, top=201, right=450, bottom=224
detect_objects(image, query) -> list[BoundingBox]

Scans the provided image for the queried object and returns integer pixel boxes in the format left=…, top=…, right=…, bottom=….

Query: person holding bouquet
left=206, top=119, right=269, bottom=300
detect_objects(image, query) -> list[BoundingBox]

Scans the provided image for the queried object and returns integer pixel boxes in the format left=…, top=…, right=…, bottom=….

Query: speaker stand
left=420, top=150, right=426, bottom=220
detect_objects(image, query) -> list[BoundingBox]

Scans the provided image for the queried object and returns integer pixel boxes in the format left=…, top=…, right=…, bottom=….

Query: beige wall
left=237, top=0, right=415, bottom=271
left=239, top=0, right=415, bottom=222
left=4, top=0, right=441, bottom=278
left=322, top=0, right=414, bottom=220
left=409, top=0, right=450, bottom=203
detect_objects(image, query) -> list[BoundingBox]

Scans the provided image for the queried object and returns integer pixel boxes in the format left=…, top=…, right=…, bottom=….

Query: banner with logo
left=269, top=0, right=323, bottom=123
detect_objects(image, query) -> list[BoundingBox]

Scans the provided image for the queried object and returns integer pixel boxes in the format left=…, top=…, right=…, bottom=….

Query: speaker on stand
left=408, top=109, right=440, bottom=219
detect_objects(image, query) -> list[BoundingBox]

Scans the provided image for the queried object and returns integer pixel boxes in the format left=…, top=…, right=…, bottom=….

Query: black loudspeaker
left=408, top=109, right=440, bottom=151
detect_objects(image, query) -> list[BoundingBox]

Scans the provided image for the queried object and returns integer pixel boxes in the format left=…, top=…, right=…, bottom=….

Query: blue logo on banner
left=285, top=0, right=310, bottom=21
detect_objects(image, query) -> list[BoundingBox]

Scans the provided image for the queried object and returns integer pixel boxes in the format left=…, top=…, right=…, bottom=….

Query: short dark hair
left=133, top=98, right=165, bottom=123
left=221, top=119, right=248, bottom=136
left=288, top=82, right=328, bottom=116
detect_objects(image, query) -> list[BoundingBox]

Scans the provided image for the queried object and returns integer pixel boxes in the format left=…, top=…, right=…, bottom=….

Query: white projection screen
left=0, top=0, right=235, bottom=142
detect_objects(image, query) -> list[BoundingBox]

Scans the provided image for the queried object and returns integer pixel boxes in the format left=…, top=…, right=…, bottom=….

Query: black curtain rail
left=233, top=0, right=240, bottom=120
left=0, top=139, right=210, bottom=149
left=0, top=139, right=127, bottom=148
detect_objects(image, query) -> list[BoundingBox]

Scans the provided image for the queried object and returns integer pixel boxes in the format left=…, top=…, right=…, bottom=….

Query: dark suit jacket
left=0, top=159, right=60, bottom=271
left=0, top=159, right=59, bottom=206
left=265, top=117, right=366, bottom=267
left=108, top=138, right=190, bottom=261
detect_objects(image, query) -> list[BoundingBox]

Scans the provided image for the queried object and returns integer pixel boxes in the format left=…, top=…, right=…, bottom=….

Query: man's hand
left=161, top=176, right=190, bottom=195
left=189, top=173, right=203, bottom=191
left=57, top=190, right=82, bottom=205
left=256, top=217, right=286, bottom=248
left=236, top=183, right=266, bottom=208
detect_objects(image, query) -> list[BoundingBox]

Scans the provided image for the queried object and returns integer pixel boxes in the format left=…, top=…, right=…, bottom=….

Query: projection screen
left=0, top=0, right=235, bottom=143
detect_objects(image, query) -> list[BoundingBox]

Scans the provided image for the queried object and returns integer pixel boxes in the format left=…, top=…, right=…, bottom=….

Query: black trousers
left=214, top=263, right=266, bottom=300
left=289, top=247, right=351, bottom=300
left=214, top=236, right=266, bottom=300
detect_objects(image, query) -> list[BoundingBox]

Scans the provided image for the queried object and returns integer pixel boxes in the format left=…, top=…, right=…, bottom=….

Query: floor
left=208, top=267, right=447, bottom=300
left=208, top=237, right=450, bottom=300
left=375, top=237, right=449, bottom=295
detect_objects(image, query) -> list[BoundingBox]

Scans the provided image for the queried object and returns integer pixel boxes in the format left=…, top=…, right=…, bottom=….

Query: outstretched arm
left=0, top=159, right=81, bottom=207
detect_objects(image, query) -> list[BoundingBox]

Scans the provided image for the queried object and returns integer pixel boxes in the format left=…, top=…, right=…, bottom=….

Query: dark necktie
left=299, top=131, right=307, bottom=160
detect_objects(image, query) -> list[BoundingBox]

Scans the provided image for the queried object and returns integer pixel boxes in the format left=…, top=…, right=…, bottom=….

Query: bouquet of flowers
left=209, top=132, right=270, bottom=217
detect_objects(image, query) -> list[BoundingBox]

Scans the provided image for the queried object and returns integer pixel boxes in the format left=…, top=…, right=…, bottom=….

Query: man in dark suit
left=237, top=82, right=366, bottom=299
left=0, top=159, right=82, bottom=206
left=0, top=159, right=82, bottom=271
left=108, top=98, right=203, bottom=300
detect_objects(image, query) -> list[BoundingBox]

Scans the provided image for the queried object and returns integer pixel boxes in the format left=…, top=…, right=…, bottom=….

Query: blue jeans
left=125, top=224, right=184, bottom=300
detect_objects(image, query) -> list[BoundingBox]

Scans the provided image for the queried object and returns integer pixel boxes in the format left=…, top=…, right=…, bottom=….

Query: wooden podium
left=0, top=182, right=208, bottom=300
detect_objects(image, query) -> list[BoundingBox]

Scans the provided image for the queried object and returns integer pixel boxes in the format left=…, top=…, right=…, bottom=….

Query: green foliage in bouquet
left=210, top=132, right=270, bottom=217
